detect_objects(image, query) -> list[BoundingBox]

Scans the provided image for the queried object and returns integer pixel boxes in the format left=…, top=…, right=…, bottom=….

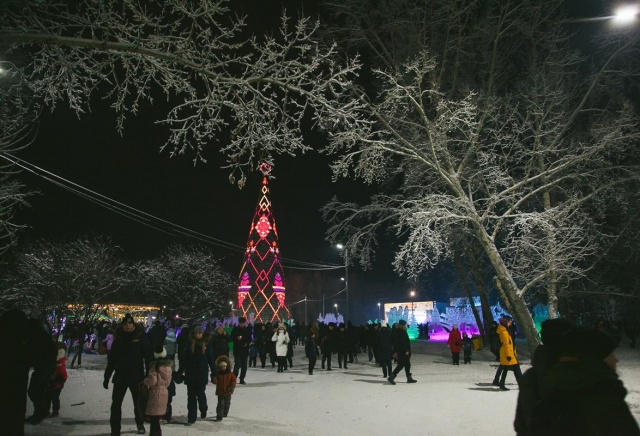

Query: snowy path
left=25, top=339, right=640, bottom=435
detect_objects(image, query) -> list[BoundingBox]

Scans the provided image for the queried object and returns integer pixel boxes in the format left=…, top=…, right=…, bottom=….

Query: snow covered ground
left=25, top=339, right=640, bottom=436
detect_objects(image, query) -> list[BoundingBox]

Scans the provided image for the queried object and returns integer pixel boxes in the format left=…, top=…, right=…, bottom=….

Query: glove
left=103, top=379, right=109, bottom=390
left=507, top=356, right=512, bottom=362
left=229, top=387, right=235, bottom=395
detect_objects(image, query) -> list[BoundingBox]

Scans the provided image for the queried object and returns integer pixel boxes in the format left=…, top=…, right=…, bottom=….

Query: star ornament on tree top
left=259, top=162, right=273, bottom=177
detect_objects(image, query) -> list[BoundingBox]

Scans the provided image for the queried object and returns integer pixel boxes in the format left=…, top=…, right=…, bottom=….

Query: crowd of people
left=1, top=307, right=638, bottom=436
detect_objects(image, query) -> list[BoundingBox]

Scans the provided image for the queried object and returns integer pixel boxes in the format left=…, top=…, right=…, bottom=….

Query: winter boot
left=387, top=374, right=396, bottom=385
left=407, top=373, right=417, bottom=383
left=499, top=385, right=510, bottom=391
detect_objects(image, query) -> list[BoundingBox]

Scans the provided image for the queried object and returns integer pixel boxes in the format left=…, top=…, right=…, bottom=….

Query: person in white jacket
left=271, top=323, right=290, bottom=373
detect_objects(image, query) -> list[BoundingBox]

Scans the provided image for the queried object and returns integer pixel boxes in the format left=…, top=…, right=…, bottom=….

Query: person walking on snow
left=142, top=346, right=173, bottom=436
left=272, top=323, right=290, bottom=373
left=494, top=317, right=522, bottom=391
left=179, top=325, right=216, bottom=426
left=212, top=355, right=236, bottom=422
left=103, top=313, right=153, bottom=435
left=46, top=342, right=68, bottom=418
left=387, top=320, right=417, bottom=385
left=231, top=317, right=251, bottom=384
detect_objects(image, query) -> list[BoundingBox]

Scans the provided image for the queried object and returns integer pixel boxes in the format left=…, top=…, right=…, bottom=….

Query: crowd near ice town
left=1, top=308, right=639, bottom=436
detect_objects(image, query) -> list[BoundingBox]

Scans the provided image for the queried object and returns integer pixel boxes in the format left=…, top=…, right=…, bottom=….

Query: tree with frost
left=133, top=244, right=235, bottom=321
left=320, top=0, right=640, bottom=349
left=0, top=0, right=364, bottom=254
left=5, top=236, right=129, bottom=367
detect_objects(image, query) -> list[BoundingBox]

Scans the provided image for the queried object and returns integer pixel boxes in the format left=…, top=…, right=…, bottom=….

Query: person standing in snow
left=305, top=330, right=320, bottom=375
left=462, top=333, right=473, bottom=364
left=212, top=355, right=236, bottom=421
left=272, top=323, right=290, bottom=373
left=387, top=320, right=417, bottom=385
left=103, top=313, right=153, bottom=435
left=336, top=322, right=349, bottom=369
left=321, top=322, right=336, bottom=371
left=378, top=324, right=394, bottom=378
left=447, top=324, right=463, bottom=365
left=142, top=346, right=173, bottom=436
left=46, top=342, right=68, bottom=418
left=230, top=317, right=251, bottom=385
left=163, top=328, right=177, bottom=362
left=180, top=325, right=215, bottom=426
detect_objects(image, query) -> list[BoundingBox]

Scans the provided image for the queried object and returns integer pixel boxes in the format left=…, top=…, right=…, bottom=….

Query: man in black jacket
left=388, top=320, right=417, bottom=385
left=103, top=313, right=152, bottom=436
left=231, top=317, right=251, bottom=385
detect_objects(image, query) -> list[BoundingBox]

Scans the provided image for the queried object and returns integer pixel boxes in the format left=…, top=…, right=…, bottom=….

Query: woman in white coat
left=271, top=323, right=290, bottom=373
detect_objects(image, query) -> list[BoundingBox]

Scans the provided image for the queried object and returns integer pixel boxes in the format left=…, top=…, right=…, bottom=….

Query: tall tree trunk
left=538, top=156, right=559, bottom=319
left=453, top=256, right=486, bottom=344
left=471, top=219, right=542, bottom=352
left=466, top=248, right=496, bottom=340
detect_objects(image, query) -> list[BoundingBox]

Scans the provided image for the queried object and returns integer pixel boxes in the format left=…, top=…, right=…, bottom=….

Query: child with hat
left=142, top=346, right=174, bottom=435
left=212, top=355, right=236, bottom=422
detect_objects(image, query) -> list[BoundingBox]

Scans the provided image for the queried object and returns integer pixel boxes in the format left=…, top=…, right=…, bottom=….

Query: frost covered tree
left=5, top=235, right=129, bottom=367
left=320, top=0, right=640, bottom=348
left=133, top=244, right=234, bottom=321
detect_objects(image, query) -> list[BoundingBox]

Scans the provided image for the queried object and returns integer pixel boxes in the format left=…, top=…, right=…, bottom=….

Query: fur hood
left=114, top=322, right=145, bottom=339
left=215, top=354, right=232, bottom=368
left=57, top=348, right=66, bottom=360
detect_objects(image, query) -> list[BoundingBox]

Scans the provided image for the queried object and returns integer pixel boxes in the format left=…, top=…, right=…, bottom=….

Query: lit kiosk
left=235, top=163, right=290, bottom=323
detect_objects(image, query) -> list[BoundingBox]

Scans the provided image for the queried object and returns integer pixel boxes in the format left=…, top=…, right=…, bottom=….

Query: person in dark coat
left=148, top=320, right=167, bottom=351
left=462, top=333, right=473, bottom=364
left=378, top=324, right=394, bottom=378
left=175, top=324, right=190, bottom=373
left=103, top=313, right=153, bottom=435
left=530, top=327, right=640, bottom=436
left=514, top=318, right=575, bottom=436
left=25, top=319, right=57, bottom=425
left=321, top=322, right=336, bottom=370
left=255, top=323, right=271, bottom=368
left=305, top=330, right=320, bottom=375
left=336, top=323, right=349, bottom=369
left=180, top=325, right=215, bottom=425
left=210, top=325, right=231, bottom=358
left=387, top=320, right=417, bottom=384
left=230, top=317, right=251, bottom=384
left=0, top=310, right=56, bottom=435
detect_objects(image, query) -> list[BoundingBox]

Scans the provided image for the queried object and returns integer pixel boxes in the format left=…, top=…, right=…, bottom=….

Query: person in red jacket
left=447, top=324, right=463, bottom=365
left=212, top=355, right=236, bottom=422
left=47, top=342, right=68, bottom=418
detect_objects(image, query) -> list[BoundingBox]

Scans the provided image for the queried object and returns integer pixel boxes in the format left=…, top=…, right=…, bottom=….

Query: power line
left=1, top=152, right=343, bottom=270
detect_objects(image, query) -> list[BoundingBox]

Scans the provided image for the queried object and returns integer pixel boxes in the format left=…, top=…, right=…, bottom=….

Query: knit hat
left=540, top=318, right=575, bottom=350
left=238, top=317, right=246, bottom=323
left=339, top=322, right=346, bottom=328
left=499, top=317, right=510, bottom=327
left=192, top=325, right=204, bottom=335
left=278, top=322, right=285, bottom=329
left=453, top=324, right=458, bottom=329
left=328, top=322, right=336, bottom=328
left=122, top=313, right=134, bottom=324
left=562, top=327, right=617, bottom=360
left=154, top=346, right=167, bottom=359
left=398, top=319, right=407, bottom=326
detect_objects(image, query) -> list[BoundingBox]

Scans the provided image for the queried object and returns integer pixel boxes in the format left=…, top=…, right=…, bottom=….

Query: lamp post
left=229, top=300, right=234, bottom=319
left=410, top=291, right=416, bottom=324
left=334, top=303, right=338, bottom=317
left=304, top=296, right=308, bottom=325
left=378, top=302, right=381, bottom=321
left=336, top=244, right=349, bottom=321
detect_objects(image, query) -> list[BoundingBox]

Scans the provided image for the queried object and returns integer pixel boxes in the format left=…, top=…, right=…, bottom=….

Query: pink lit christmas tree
left=235, top=162, right=290, bottom=323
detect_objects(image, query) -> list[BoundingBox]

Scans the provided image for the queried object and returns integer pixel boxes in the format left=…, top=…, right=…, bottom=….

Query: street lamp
left=409, top=291, right=416, bottom=324
left=334, top=303, right=338, bottom=317
left=229, top=300, right=233, bottom=318
left=336, top=244, right=349, bottom=321
left=377, top=302, right=381, bottom=321
left=613, top=5, right=639, bottom=24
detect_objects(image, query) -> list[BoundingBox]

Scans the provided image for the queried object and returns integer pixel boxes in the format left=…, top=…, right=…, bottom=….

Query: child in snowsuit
left=47, top=342, right=68, bottom=417
left=142, top=347, right=174, bottom=436
left=248, top=340, right=258, bottom=368
left=212, top=355, right=236, bottom=422
left=462, top=333, right=473, bottom=364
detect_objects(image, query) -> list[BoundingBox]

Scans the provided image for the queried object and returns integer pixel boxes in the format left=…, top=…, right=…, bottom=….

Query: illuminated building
left=235, top=163, right=290, bottom=323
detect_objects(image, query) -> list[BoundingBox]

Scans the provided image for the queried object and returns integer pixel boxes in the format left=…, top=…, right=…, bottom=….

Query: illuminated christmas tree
left=236, top=162, right=290, bottom=323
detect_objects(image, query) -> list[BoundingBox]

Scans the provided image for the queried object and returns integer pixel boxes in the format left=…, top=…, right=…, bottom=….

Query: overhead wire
left=0, top=152, right=343, bottom=270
